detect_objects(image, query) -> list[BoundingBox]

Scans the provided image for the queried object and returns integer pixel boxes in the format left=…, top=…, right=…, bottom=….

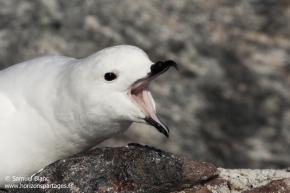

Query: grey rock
left=7, top=144, right=218, bottom=193
left=219, top=168, right=290, bottom=193
left=4, top=145, right=290, bottom=192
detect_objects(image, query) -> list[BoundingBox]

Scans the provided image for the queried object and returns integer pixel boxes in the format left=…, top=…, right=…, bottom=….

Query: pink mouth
left=127, top=72, right=169, bottom=137
left=127, top=60, right=178, bottom=137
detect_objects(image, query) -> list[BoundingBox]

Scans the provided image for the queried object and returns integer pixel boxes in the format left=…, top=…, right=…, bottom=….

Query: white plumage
left=0, top=45, right=175, bottom=187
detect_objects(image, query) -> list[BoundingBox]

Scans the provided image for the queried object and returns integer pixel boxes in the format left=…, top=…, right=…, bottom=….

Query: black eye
left=104, top=72, right=117, bottom=81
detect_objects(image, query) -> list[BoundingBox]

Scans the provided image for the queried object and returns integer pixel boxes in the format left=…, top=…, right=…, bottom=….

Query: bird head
left=79, top=45, right=178, bottom=138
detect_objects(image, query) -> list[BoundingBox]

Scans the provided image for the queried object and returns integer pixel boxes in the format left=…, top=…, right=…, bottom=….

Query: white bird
left=0, top=45, right=178, bottom=187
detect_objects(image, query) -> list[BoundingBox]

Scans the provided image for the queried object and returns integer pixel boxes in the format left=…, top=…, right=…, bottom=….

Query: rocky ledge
left=3, top=144, right=290, bottom=193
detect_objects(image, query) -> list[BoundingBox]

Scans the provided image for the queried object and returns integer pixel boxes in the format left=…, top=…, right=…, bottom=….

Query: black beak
left=149, top=60, right=178, bottom=77
left=142, top=60, right=178, bottom=138
left=145, top=116, right=169, bottom=138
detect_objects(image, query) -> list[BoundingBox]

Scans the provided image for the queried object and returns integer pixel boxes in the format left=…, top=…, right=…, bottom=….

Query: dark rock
left=8, top=144, right=218, bottom=193
left=242, top=178, right=290, bottom=193
left=5, top=145, right=290, bottom=192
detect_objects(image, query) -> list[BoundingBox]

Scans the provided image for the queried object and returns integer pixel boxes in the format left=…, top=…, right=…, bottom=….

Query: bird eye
left=104, top=72, right=117, bottom=81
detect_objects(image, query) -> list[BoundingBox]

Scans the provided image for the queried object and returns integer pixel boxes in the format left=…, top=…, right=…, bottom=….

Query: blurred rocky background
left=0, top=0, right=290, bottom=169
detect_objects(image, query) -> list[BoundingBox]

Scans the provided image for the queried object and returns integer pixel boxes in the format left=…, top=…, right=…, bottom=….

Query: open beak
left=127, top=60, right=178, bottom=138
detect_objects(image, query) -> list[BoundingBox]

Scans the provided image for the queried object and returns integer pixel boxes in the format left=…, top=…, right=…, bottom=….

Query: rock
left=242, top=178, right=290, bottom=193
left=8, top=144, right=218, bottom=193
left=4, top=145, right=290, bottom=192
left=175, top=168, right=290, bottom=192
left=218, top=168, right=290, bottom=193
left=177, top=178, right=229, bottom=193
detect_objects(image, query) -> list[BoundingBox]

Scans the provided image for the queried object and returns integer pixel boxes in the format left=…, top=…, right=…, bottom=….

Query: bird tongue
left=128, top=73, right=169, bottom=137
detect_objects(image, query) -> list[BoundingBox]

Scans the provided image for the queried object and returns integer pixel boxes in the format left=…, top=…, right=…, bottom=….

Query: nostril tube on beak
left=150, top=61, right=164, bottom=74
